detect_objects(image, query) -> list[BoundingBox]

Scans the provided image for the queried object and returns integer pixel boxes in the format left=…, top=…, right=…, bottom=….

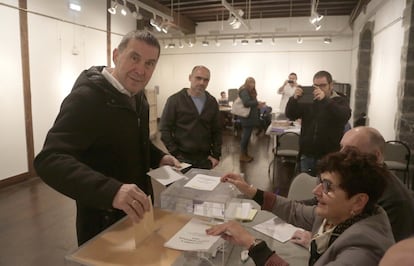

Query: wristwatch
left=248, top=238, right=264, bottom=251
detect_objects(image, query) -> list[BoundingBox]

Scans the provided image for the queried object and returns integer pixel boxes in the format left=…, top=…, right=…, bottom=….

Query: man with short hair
left=160, top=65, right=222, bottom=170
left=286, top=70, right=351, bottom=175
left=278, top=72, right=298, bottom=115
left=34, top=30, right=180, bottom=245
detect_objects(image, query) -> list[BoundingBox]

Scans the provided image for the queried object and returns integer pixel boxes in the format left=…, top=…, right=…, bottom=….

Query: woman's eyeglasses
left=316, top=175, right=339, bottom=194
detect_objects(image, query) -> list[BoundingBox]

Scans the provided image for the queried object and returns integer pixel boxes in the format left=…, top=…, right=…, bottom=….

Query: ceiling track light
left=297, top=37, right=303, bottom=44
left=315, top=23, right=321, bottom=31
left=202, top=39, right=209, bottom=47
left=324, top=37, right=332, bottom=44
left=255, top=39, right=263, bottom=45
left=222, top=0, right=250, bottom=30
left=241, top=39, right=249, bottom=45
left=108, top=1, right=117, bottom=15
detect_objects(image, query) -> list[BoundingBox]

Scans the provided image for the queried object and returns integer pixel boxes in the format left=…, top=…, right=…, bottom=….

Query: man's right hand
left=221, top=173, right=257, bottom=198
left=112, top=184, right=150, bottom=223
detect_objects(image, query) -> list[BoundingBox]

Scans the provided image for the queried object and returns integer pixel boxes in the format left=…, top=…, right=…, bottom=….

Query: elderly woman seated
left=206, top=148, right=394, bottom=265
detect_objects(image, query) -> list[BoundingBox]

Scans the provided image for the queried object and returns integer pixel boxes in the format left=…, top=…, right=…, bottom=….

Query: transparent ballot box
left=160, top=169, right=240, bottom=219
left=160, top=168, right=259, bottom=221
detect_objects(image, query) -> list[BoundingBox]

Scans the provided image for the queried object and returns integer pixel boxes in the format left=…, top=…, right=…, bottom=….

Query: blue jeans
left=240, top=126, right=254, bottom=154
left=300, top=155, right=318, bottom=176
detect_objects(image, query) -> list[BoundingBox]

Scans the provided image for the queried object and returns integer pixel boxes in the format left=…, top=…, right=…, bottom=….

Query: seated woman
left=206, top=148, right=394, bottom=266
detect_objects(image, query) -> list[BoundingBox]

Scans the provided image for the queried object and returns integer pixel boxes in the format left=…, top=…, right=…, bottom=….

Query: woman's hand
left=206, top=220, right=255, bottom=249
left=221, top=173, right=257, bottom=198
left=290, top=230, right=311, bottom=249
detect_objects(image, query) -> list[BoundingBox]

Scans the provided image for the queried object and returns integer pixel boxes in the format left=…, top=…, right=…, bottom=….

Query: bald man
left=379, top=237, right=414, bottom=266
left=291, top=126, right=414, bottom=247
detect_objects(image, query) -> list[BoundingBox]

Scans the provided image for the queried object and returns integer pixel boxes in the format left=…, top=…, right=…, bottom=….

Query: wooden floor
left=0, top=129, right=275, bottom=266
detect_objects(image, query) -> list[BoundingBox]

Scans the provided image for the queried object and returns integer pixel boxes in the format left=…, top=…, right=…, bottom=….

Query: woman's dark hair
left=317, top=147, right=388, bottom=212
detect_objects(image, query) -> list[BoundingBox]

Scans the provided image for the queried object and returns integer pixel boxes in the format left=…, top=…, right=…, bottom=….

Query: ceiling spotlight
left=255, top=39, right=263, bottom=45
left=120, top=8, right=127, bottom=16
left=297, top=37, right=303, bottom=44
left=150, top=17, right=162, bottom=32
left=108, top=2, right=117, bottom=14
left=241, top=39, right=248, bottom=45
left=161, top=24, right=169, bottom=34
left=178, top=40, right=184, bottom=48
left=324, top=37, right=332, bottom=44
left=232, top=38, right=237, bottom=46
left=202, top=40, right=209, bottom=47
left=271, top=37, right=276, bottom=45
left=188, top=40, right=194, bottom=47
left=168, top=42, right=175, bottom=49
left=69, top=3, right=81, bottom=12
left=132, top=4, right=143, bottom=20
left=215, top=37, right=221, bottom=47
left=315, top=23, right=321, bottom=31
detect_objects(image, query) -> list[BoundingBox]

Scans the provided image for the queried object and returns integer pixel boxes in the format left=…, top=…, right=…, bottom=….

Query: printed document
left=184, top=174, right=221, bottom=191
left=164, top=218, right=221, bottom=251
left=253, top=217, right=303, bottom=243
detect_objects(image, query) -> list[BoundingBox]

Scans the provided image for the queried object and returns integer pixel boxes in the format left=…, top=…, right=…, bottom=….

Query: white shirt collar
left=101, top=67, right=133, bottom=97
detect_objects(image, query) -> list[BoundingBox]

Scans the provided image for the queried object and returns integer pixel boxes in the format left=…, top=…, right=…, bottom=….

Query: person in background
left=218, top=91, right=229, bottom=106
left=34, top=30, right=180, bottom=246
left=292, top=126, right=414, bottom=247
left=208, top=148, right=394, bottom=265
left=278, top=72, right=298, bottom=115
left=160, top=65, right=222, bottom=170
left=238, top=77, right=266, bottom=162
left=286, top=70, right=351, bottom=176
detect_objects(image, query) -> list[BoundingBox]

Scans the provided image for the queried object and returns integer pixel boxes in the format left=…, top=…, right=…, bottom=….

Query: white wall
left=0, top=0, right=408, bottom=181
left=150, top=16, right=353, bottom=115
left=350, top=0, right=406, bottom=140
left=0, top=1, right=28, bottom=179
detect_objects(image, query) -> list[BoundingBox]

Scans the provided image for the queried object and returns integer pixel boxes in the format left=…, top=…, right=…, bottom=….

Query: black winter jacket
left=159, top=88, right=222, bottom=160
left=34, top=66, right=165, bottom=244
left=285, top=91, right=351, bottom=158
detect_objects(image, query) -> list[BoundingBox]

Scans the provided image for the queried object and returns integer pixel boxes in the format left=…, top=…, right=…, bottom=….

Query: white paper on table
left=147, top=165, right=186, bottom=186
left=252, top=217, right=304, bottom=243
left=183, top=174, right=221, bottom=191
left=164, top=218, right=221, bottom=251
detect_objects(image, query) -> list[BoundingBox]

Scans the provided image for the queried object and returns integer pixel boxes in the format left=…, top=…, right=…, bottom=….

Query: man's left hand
left=313, top=87, right=326, bottom=101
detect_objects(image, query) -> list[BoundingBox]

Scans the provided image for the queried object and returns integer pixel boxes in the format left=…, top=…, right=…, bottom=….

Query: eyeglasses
left=316, top=175, right=340, bottom=194
left=313, top=83, right=329, bottom=89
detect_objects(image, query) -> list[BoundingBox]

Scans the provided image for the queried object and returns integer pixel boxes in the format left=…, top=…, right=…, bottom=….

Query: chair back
left=384, top=140, right=411, bottom=185
left=276, top=132, right=300, bottom=157
left=287, top=173, right=316, bottom=201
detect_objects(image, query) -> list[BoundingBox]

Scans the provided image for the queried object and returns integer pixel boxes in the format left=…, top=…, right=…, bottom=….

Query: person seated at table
left=218, top=91, right=229, bottom=106
left=206, top=148, right=394, bottom=266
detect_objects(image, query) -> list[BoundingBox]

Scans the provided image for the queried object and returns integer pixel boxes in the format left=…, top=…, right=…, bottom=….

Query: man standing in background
left=286, top=70, right=351, bottom=175
left=278, top=72, right=298, bottom=115
left=160, top=65, right=222, bottom=170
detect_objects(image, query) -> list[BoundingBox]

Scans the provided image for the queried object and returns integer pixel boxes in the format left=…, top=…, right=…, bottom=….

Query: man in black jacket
left=286, top=70, right=351, bottom=175
left=34, top=30, right=179, bottom=245
left=160, top=66, right=222, bottom=170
